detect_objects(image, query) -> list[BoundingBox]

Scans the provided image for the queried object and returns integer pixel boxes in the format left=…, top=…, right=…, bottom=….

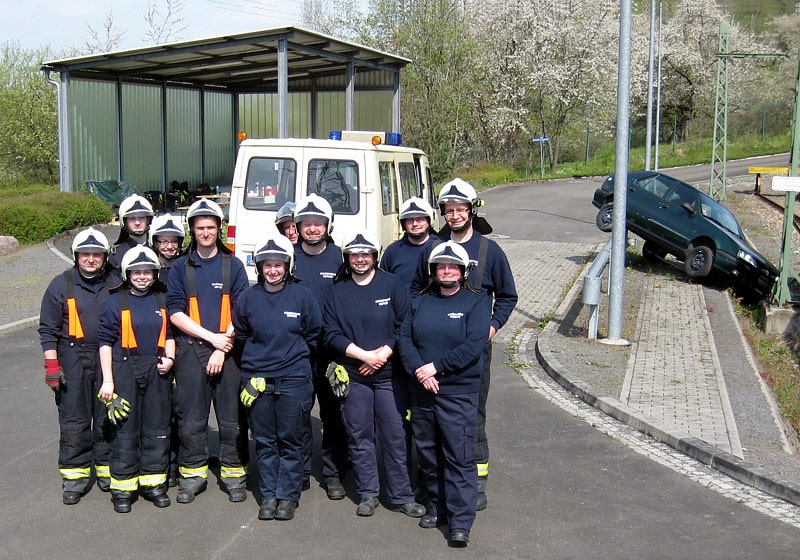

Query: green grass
left=460, top=132, right=792, bottom=191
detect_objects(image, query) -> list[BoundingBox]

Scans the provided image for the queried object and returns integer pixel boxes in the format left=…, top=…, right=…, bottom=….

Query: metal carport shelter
left=40, top=26, right=410, bottom=193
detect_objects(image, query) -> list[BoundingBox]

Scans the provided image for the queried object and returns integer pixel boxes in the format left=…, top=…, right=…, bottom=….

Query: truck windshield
left=244, top=157, right=296, bottom=211
left=308, top=159, right=359, bottom=215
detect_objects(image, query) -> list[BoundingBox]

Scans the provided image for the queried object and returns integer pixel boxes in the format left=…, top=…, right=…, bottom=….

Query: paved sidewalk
left=622, top=276, right=742, bottom=457
left=535, top=247, right=800, bottom=508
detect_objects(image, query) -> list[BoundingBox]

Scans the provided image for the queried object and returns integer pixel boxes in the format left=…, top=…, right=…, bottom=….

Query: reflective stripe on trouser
left=109, top=355, right=172, bottom=489
left=475, top=341, right=492, bottom=470
left=248, top=373, right=312, bottom=502
left=174, top=338, right=248, bottom=490
left=139, top=473, right=167, bottom=487
left=179, top=465, right=208, bottom=479
left=341, top=377, right=415, bottom=504
left=411, top=388, right=479, bottom=531
left=110, top=476, right=139, bottom=492
left=95, top=464, right=111, bottom=480
left=477, top=463, right=489, bottom=478
left=55, top=340, right=111, bottom=491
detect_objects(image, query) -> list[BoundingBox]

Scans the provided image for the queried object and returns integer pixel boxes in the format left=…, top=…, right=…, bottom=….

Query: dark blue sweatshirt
left=380, top=234, right=438, bottom=289
left=166, top=251, right=249, bottom=334
left=39, top=267, right=113, bottom=350
left=410, top=231, right=518, bottom=333
left=98, top=290, right=173, bottom=357
left=398, top=287, right=490, bottom=394
left=294, top=243, right=343, bottom=311
left=323, top=269, right=409, bottom=384
left=233, top=282, right=321, bottom=380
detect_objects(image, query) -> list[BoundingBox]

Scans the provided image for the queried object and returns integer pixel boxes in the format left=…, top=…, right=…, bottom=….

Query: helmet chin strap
left=436, top=279, right=459, bottom=289
left=129, top=283, right=152, bottom=295
left=350, top=264, right=374, bottom=276
left=449, top=214, right=473, bottom=234
left=407, top=229, right=428, bottom=242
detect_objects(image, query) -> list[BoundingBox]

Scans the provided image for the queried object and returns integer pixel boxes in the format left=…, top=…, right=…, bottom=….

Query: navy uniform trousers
left=174, top=337, right=248, bottom=490
left=411, top=388, right=479, bottom=531
left=109, top=355, right=172, bottom=491
left=56, top=340, right=111, bottom=493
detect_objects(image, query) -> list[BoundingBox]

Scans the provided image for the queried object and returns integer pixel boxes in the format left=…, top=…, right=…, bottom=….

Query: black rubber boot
left=111, top=490, right=134, bottom=513
left=176, top=478, right=207, bottom=504
left=140, top=484, right=171, bottom=508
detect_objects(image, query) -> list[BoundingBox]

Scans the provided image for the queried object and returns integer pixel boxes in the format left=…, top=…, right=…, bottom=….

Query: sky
left=1, top=0, right=307, bottom=53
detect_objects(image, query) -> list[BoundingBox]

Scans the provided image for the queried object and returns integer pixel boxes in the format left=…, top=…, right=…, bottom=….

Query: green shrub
left=0, top=189, right=112, bottom=244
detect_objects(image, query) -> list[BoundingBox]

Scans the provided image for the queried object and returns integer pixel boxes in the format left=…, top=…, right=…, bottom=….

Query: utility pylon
left=709, top=24, right=788, bottom=201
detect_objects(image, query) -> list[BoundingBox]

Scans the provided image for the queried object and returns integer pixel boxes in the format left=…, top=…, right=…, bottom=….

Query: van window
left=379, top=161, right=399, bottom=216
left=398, top=162, right=417, bottom=200
left=244, top=157, right=296, bottom=210
left=308, top=159, right=359, bottom=215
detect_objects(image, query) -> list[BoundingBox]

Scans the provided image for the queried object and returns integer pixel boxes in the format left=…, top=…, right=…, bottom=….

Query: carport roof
left=40, top=26, right=410, bottom=92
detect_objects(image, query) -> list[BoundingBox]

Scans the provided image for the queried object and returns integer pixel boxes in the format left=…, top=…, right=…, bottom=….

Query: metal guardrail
left=582, top=239, right=613, bottom=339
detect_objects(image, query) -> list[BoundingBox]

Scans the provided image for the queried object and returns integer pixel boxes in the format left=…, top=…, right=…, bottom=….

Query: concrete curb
left=529, top=262, right=800, bottom=508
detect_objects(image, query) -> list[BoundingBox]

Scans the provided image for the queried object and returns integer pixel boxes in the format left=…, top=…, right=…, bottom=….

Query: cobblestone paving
left=621, top=275, right=743, bottom=457
left=491, top=238, right=595, bottom=344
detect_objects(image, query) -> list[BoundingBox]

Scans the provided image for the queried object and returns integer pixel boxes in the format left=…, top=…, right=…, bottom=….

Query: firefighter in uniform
left=166, top=199, right=250, bottom=504
left=39, top=227, right=115, bottom=504
left=293, top=194, right=349, bottom=499
left=398, top=241, right=490, bottom=547
left=98, top=246, right=175, bottom=513
left=108, top=194, right=155, bottom=284
left=149, top=213, right=185, bottom=487
left=149, top=213, right=186, bottom=284
left=233, top=233, right=321, bottom=521
left=323, top=231, right=424, bottom=518
left=411, top=179, right=517, bottom=511
left=380, top=197, right=438, bottom=289
left=275, top=201, right=298, bottom=244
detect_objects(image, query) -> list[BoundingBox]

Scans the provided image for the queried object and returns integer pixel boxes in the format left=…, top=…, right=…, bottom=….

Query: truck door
left=377, top=158, right=402, bottom=246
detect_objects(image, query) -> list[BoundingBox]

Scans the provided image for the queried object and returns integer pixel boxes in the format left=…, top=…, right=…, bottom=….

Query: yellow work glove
left=240, top=377, right=266, bottom=407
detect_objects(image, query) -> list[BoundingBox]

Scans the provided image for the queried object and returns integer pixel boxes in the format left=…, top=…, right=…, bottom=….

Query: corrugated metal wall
left=69, top=80, right=119, bottom=189
left=68, top=79, right=392, bottom=193
left=121, top=83, right=164, bottom=191
left=204, top=91, right=235, bottom=188
left=238, top=93, right=312, bottom=139
left=238, top=90, right=393, bottom=140
left=166, top=88, right=201, bottom=190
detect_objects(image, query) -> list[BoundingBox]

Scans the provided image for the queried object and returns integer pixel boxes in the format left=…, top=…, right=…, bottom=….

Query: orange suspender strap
left=118, top=290, right=138, bottom=357
left=155, top=293, right=168, bottom=353
left=119, top=290, right=167, bottom=357
left=62, top=271, right=85, bottom=340
left=219, top=254, right=232, bottom=332
left=185, top=254, right=232, bottom=333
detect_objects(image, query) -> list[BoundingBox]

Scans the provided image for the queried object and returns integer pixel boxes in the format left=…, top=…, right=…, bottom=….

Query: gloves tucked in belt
left=240, top=377, right=266, bottom=407
left=326, top=362, right=349, bottom=398
left=97, top=393, right=131, bottom=425
left=44, top=358, right=65, bottom=391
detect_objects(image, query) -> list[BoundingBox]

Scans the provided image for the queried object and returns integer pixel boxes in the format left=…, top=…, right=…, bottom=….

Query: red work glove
left=44, top=359, right=64, bottom=391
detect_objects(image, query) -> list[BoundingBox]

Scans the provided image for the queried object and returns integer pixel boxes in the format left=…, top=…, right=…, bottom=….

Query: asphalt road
left=3, top=153, right=799, bottom=559
left=2, top=325, right=799, bottom=560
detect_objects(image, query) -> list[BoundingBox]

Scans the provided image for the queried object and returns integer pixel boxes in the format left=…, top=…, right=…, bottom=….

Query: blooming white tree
left=468, top=0, right=621, bottom=170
